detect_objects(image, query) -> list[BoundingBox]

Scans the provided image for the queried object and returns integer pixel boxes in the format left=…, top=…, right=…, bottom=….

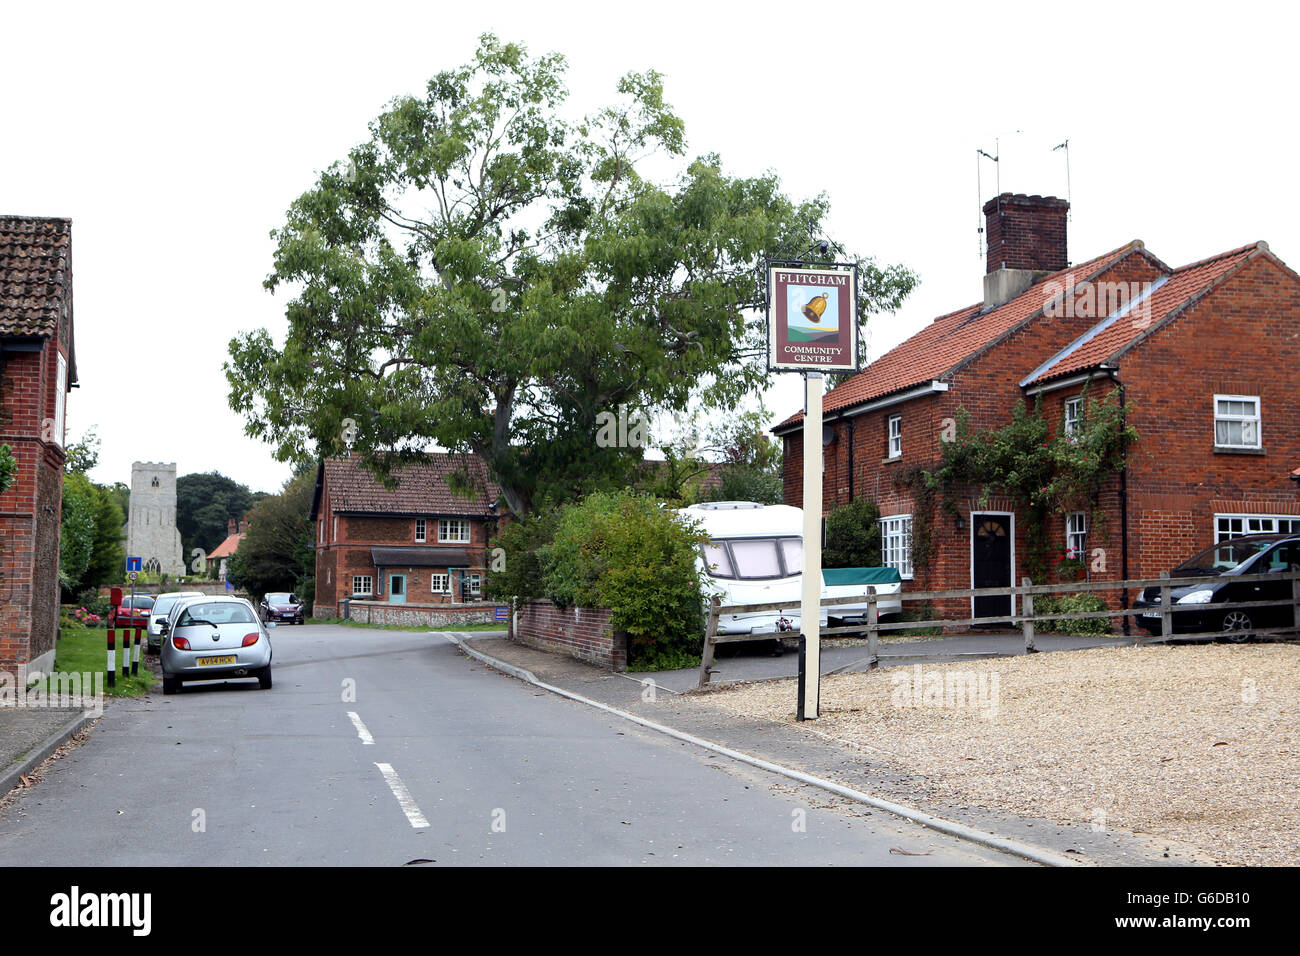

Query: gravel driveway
left=701, top=643, right=1300, bottom=865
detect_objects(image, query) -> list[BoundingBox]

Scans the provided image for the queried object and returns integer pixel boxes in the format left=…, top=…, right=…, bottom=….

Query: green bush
left=483, top=507, right=561, bottom=604
left=823, top=498, right=882, bottom=568
left=1034, top=592, right=1113, bottom=636
left=539, top=490, right=708, bottom=668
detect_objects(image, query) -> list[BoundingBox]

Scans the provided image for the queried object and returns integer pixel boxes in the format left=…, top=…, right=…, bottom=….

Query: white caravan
left=678, top=501, right=902, bottom=635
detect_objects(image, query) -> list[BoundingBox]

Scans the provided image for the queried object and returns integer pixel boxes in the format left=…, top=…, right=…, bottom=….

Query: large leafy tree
left=58, top=429, right=125, bottom=595
left=227, top=468, right=315, bottom=600
left=226, top=34, right=916, bottom=515
left=176, top=472, right=261, bottom=558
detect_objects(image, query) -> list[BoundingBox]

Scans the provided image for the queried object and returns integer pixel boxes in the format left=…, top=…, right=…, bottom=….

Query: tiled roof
left=319, top=453, right=500, bottom=516
left=1026, top=242, right=1264, bottom=384
left=0, top=216, right=71, bottom=338
left=208, top=533, right=244, bottom=559
left=776, top=242, right=1141, bottom=430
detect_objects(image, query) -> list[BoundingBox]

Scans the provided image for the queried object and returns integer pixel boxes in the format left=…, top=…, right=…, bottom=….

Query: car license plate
left=196, top=656, right=236, bottom=666
left=1141, top=612, right=1160, bottom=620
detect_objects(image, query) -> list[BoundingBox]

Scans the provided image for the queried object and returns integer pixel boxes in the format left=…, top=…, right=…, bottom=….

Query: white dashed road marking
left=375, top=763, right=430, bottom=829
left=347, top=711, right=375, bottom=745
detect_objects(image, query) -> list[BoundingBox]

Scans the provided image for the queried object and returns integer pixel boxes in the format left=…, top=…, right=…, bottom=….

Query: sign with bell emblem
left=766, top=264, right=859, bottom=371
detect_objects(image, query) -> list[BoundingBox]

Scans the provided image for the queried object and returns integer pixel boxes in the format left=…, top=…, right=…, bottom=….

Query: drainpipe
left=846, top=417, right=855, bottom=503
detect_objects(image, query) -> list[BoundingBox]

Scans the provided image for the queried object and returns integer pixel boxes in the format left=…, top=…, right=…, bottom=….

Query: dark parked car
left=112, top=594, right=155, bottom=629
left=1133, top=534, right=1300, bottom=638
left=259, top=592, right=305, bottom=625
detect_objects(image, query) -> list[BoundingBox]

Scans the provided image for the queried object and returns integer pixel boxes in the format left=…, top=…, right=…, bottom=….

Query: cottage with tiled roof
left=1, top=215, right=77, bottom=676
left=776, top=194, right=1300, bottom=623
left=308, top=453, right=502, bottom=616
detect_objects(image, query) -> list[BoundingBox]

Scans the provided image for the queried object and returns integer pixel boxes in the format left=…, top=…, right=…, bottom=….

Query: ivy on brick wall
left=896, top=388, right=1137, bottom=581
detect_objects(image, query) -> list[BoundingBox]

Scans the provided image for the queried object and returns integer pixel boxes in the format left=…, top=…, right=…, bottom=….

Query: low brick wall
left=514, top=600, right=628, bottom=671
left=346, top=600, right=507, bottom=628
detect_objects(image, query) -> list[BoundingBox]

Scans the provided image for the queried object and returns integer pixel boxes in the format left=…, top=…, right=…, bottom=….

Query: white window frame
left=351, top=575, right=373, bottom=597
left=439, top=518, right=470, bottom=543
left=53, top=352, right=67, bottom=448
left=415, top=519, right=427, bottom=543
left=1214, top=513, right=1300, bottom=542
left=1063, top=396, right=1082, bottom=438
left=332, top=516, right=338, bottom=541
left=429, top=573, right=449, bottom=594
left=1065, top=511, right=1087, bottom=559
left=1213, top=394, right=1261, bottom=449
left=469, top=572, right=483, bottom=595
left=879, top=515, right=913, bottom=579
left=887, top=415, right=902, bottom=459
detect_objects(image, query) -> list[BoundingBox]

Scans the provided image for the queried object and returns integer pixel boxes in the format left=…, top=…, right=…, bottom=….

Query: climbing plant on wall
left=896, top=389, right=1137, bottom=581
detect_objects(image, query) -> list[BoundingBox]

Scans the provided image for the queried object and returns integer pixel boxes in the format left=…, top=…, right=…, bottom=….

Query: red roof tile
left=319, top=453, right=500, bottom=516
left=0, top=216, right=71, bottom=338
left=1026, top=243, right=1265, bottom=384
left=776, top=242, right=1141, bottom=429
left=208, top=533, right=244, bottom=559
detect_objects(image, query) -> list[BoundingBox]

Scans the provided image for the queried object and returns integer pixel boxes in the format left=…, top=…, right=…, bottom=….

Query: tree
left=226, top=34, right=916, bottom=516
left=699, top=408, right=783, bottom=505
left=59, top=471, right=98, bottom=593
left=63, top=427, right=100, bottom=475
left=823, top=498, right=882, bottom=569
left=176, top=472, right=258, bottom=558
left=82, top=487, right=125, bottom=591
left=227, top=470, right=315, bottom=600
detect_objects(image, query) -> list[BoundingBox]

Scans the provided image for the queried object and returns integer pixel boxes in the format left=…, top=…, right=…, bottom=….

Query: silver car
left=146, top=591, right=205, bottom=651
left=158, top=597, right=274, bottom=694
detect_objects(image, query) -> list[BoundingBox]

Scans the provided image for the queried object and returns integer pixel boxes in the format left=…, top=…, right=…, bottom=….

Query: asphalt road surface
left=0, top=625, right=1019, bottom=866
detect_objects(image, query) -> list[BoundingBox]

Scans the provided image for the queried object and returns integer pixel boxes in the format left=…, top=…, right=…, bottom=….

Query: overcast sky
left=4, top=1, right=1297, bottom=494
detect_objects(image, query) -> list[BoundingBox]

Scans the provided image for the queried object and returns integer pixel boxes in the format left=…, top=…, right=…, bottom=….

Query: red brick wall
left=1, top=344, right=65, bottom=672
left=514, top=600, right=628, bottom=671
left=1121, top=253, right=1300, bottom=580
left=783, top=248, right=1300, bottom=623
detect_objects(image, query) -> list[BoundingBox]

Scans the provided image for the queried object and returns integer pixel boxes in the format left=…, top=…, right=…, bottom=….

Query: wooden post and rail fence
left=697, top=568, right=1300, bottom=688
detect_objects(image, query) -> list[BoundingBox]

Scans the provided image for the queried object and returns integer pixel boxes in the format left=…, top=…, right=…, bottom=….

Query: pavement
left=0, top=706, right=93, bottom=797
left=461, top=631, right=1208, bottom=866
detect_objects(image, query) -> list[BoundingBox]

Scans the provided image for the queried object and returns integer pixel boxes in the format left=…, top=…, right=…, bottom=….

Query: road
left=0, top=625, right=1019, bottom=866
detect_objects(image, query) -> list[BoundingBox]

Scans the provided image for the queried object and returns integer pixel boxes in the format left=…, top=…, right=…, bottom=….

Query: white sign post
left=799, top=371, right=824, bottom=720
left=766, top=259, right=858, bottom=721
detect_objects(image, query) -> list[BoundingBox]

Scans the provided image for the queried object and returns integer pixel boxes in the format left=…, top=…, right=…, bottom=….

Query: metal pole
left=798, top=371, right=824, bottom=720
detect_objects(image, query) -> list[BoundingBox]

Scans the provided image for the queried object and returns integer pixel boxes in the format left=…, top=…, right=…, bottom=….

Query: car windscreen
left=1174, top=539, right=1275, bottom=574
left=152, top=596, right=179, bottom=615
left=123, top=596, right=154, bottom=609
left=266, top=593, right=293, bottom=603
left=177, top=603, right=257, bottom=626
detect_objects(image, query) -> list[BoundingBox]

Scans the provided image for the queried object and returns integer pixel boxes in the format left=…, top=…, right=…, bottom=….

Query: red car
left=112, top=594, right=155, bottom=629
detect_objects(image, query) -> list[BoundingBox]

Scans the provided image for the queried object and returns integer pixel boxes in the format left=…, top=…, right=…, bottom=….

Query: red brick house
left=776, top=194, right=1300, bottom=622
left=309, top=453, right=501, bottom=616
left=207, top=516, right=247, bottom=583
left=1, top=216, right=76, bottom=675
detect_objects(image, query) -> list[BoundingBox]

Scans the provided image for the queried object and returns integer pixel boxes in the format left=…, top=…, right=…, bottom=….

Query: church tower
left=126, top=462, right=185, bottom=577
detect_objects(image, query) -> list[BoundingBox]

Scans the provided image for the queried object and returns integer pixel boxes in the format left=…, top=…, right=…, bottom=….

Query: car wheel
left=163, top=677, right=180, bottom=695
left=1221, top=610, right=1254, bottom=642
left=257, top=666, right=272, bottom=690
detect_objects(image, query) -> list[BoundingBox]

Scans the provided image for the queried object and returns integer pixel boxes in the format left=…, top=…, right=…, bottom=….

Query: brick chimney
left=982, top=193, right=1069, bottom=310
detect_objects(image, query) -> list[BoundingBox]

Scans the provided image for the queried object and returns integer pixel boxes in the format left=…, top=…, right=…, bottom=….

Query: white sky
left=3, top=0, right=1297, bottom=493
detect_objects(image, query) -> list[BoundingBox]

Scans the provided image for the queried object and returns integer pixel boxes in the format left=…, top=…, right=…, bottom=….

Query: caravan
left=679, top=501, right=902, bottom=636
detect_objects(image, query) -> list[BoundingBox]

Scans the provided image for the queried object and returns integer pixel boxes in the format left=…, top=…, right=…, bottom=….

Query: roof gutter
left=1022, top=367, right=1116, bottom=398
left=774, top=380, right=950, bottom=434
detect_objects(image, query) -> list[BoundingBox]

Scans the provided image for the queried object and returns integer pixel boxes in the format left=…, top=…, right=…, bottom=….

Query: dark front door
left=972, top=514, right=1013, bottom=621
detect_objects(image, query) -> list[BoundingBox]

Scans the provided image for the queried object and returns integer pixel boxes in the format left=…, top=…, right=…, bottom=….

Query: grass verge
left=31, top=624, right=154, bottom=697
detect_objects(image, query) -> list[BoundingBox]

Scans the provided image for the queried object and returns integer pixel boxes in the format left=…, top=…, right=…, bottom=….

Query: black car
left=1133, top=534, right=1300, bottom=638
left=259, top=592, right=305, bottom=625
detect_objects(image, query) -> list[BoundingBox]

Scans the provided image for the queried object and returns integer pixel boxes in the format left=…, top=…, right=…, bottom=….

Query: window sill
left=1213, top=445, right=1265, bottom=456
left=882, top=455, right=903, bottom=465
